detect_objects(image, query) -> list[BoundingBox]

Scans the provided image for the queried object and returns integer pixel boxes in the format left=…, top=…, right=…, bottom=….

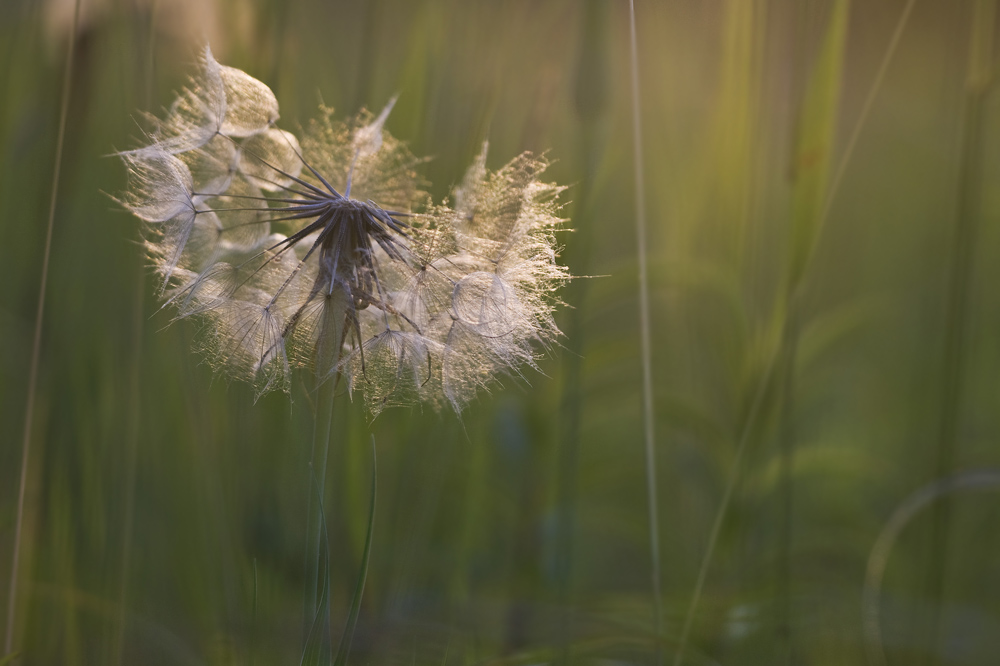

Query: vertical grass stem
left=802, top=0, right=916, bottom=291
left=672, top=357, right=777, bottom=666
left=304, top=373, right=338, bottom=636
left=925, top=2, right=995, bottom=659
left=115, top=5, right=158, bottom=663
left=4, top=0, right=82, bottom=654
left=628, top=0, right=663, bottom=653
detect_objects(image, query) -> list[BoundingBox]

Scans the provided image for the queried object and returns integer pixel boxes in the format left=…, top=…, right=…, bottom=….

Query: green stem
left=555, top=1, right=608, bottom=658
left=303, top=291, right=348, bottom=655
left=673, top=355, right=778, bottom=666
left=304, top=372, right=338, bottom=640
left=628, top=0, right=663, bottom=654
left=775, top=310, right=798, bottom=664
left=4, top=0, right=81, bottom=654
left=925, top=2, right=995, bottom=660
left=115, top=7, right=158, bottom=663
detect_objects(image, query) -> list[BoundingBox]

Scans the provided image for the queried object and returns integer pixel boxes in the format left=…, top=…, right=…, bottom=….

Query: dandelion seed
left=119, top=46, right=570, bottom=413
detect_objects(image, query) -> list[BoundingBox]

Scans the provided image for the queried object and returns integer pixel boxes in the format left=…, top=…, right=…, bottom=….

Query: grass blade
left=863, top=470, right=1000, bottom=666
left=672, top=356, right=777, bottom=666
left=777, top=3, right=850, bottom=661
left=4, top=0, right=81, bottom=655
left=554, top=1, right=609, bottom=659
left=628, top=0, right=662, bottom=654
left=801, top=0, right=917, bottom=291
left=924, top=0, right=996, bottom=658
left=787, top=0, right=850, bottom=291
left=115, top=6, right=158, bottom=663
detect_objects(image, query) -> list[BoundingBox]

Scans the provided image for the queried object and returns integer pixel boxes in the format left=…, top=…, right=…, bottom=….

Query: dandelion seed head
left=119, top=47, right=570, bottom=413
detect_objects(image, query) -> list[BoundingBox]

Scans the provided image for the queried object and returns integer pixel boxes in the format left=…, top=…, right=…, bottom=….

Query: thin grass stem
left=115, top=5, right=158, bottom=663
left=924, top=2, right=996, bottom=659
left=776, top=3, right=851, bottom=659
left=303, top=374, right=337, bottom=636
left=555, top=3, right=607, bottom=659
left=798, top=0, right=916, bottom=296
left=628, top=0, right=662, bottom=654
left=672, top=356, right=777, bottom=666
left=775, top=311, right=799, bottom=664
left=4, top=0, right=81, bottom=654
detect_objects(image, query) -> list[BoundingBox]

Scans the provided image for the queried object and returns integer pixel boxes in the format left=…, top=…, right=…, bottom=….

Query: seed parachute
left=118, top=46, right=570, bottom=413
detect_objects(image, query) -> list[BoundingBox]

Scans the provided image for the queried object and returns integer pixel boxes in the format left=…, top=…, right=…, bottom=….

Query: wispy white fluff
left=119, top=48, right=569, bottom=413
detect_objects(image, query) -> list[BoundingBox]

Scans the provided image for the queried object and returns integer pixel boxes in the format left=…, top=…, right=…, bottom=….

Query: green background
left=3, top=0, right=1000, bottom=663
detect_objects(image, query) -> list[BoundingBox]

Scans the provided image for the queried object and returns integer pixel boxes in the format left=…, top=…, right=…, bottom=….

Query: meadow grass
left=5, top=0, right=81, bottom=654
left=3, top=1, right=1000, bottom=665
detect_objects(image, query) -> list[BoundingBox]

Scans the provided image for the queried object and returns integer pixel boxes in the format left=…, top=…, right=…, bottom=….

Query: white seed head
left=119, top=48, right=570, bottom=413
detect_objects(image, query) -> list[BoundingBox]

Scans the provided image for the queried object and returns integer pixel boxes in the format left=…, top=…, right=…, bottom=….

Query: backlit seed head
left=118, top=46, right=570, bottom=413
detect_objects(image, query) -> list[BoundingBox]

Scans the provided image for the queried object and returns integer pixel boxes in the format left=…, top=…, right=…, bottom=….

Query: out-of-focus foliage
left=3, top=0, right=1000, bottom=664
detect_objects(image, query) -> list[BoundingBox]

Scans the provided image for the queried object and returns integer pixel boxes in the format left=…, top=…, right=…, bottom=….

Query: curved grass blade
left=862, top=470, right=1000, bottom=666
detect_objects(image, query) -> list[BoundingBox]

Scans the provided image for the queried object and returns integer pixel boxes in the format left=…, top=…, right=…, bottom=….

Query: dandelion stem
left=345, top=149, right=360, bottom=198
left=628, top=0, right=662, bottom=655
left=4, top=0, right=81, bottom=654
left=304, top=373, right=338, bottom=638
left=303, top=299, right=347, bottom=645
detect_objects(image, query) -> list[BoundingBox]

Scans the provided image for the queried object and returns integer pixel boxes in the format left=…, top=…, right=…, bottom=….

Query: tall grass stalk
left=776, top=2, right=850, bottom=659
left=554, top=1, right=608, bottom=659
left=673, top=2, right=914, bottom=663
left=115, top=6, right=158, bottom=663
left=775, top=309, right=799, bottom=665
left=925, top=1, right=996, bottom=659
left=628, top=0, right=662, bottom=651
left=805, top=0, right=916, bottom=282
left=4, top=0, right=81, bottom=654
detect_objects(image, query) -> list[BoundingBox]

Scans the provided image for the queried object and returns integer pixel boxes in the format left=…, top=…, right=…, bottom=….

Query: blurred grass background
left=3, top=0, right=1000, bottom=664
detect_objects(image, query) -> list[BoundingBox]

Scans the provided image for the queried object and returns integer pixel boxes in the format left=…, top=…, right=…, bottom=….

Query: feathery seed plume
left=118, top=46, right=569, bottom=413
